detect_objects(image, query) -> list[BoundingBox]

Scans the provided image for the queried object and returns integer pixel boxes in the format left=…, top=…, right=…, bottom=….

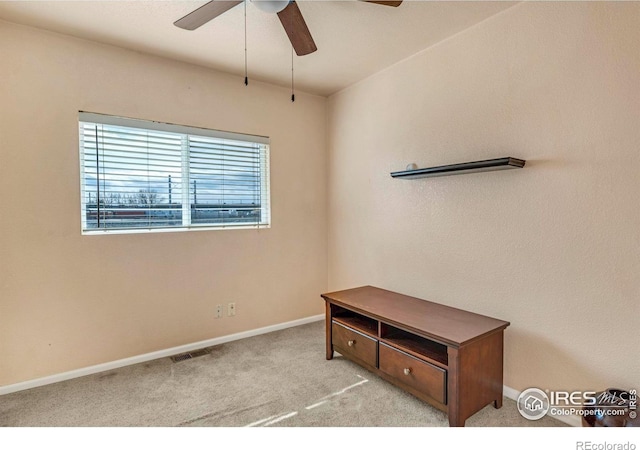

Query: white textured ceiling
left=0, top=1, right=518, bottom=96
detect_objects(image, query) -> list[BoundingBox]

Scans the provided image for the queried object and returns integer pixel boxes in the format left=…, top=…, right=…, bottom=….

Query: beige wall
left=0, top=21, right=327, bottom=386
left=327, top=1, right=639, bottom=393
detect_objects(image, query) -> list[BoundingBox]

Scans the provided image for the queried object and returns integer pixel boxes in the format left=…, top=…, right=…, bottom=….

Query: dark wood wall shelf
left=390, top=157, right=525, bottom=179
left=322, top=286, right=510, bottom=427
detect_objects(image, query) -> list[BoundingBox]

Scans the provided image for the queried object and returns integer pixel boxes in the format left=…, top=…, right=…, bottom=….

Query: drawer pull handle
left=403, top=368, right=412, bottom=376
left=347, top=340, right=355, bottom=347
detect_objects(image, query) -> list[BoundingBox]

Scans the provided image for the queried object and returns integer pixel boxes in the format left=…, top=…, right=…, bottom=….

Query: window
left=79, top=112, right=270, bottom=234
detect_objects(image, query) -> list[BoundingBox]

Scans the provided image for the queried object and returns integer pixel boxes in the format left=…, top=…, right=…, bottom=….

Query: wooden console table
left=321, top=286, right=510, bottom=427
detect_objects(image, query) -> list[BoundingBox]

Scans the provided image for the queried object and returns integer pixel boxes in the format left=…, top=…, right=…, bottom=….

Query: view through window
left=79, top=112, right=270, bottom=233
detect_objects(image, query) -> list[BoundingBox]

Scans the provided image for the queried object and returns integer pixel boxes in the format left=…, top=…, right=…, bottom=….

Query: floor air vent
left=170, top=348, right=210, bottom=363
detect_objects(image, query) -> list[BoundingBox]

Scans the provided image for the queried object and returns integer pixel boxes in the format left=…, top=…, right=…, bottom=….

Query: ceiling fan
left=174, top=0, right=403, bottom=56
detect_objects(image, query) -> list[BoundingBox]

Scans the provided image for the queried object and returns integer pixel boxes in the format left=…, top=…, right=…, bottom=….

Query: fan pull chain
left=244, top=0, right=248, bottom=86
left=291, top=46, right=295, bottom=102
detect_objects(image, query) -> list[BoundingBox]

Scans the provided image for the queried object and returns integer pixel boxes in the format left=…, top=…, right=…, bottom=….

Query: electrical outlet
left=228, top=302, right=236, bottom=317
left=216, top=304, right=223, bottom=319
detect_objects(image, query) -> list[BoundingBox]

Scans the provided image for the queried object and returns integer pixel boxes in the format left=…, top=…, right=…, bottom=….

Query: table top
left=322, top=285, right=510, bottom=347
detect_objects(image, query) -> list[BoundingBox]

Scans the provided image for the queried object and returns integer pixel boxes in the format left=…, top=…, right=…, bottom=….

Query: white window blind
left=79, top=112, right=270, bottom=234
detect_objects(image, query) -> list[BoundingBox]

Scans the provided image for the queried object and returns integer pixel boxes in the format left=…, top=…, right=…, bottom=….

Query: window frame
left=78, top=112, right=271, bottom=235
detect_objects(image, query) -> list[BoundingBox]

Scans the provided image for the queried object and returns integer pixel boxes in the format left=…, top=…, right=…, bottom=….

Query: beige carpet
left=0, top=321, right=565, bottom=427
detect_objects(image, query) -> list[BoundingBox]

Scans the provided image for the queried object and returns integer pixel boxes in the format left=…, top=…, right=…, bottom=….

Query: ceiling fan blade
left=174, top=1, right=243, bottom=30
left=363, top=1, right=403, bottom=6
left=277, top=1, right=317, bottom=56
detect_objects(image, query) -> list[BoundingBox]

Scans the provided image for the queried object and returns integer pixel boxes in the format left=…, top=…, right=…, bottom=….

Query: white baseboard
left=0, top=314, right=324, bottom=396
left=502, top=385, right=582, bottom=427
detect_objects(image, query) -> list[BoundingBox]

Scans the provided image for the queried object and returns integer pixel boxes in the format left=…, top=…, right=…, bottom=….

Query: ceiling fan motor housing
left=251, top=0, right=291, bottom=14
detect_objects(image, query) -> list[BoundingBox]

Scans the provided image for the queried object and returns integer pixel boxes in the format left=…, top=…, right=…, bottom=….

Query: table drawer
left=379, top=343, right=447, bottom=404
left=332, top=322, right=377, bottom=368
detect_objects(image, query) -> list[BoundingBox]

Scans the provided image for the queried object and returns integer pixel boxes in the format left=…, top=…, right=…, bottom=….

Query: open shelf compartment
left=380, top=323, right=448, bottom=367
left=331, top=306, right=378, bottom=337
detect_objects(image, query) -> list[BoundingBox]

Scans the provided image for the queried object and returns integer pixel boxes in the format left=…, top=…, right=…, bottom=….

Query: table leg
left=325, top=301, right=333, bottom=360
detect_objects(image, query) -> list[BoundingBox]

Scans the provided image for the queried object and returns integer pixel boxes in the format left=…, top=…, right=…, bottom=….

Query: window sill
left=81, top=224, right=271, bottom=236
